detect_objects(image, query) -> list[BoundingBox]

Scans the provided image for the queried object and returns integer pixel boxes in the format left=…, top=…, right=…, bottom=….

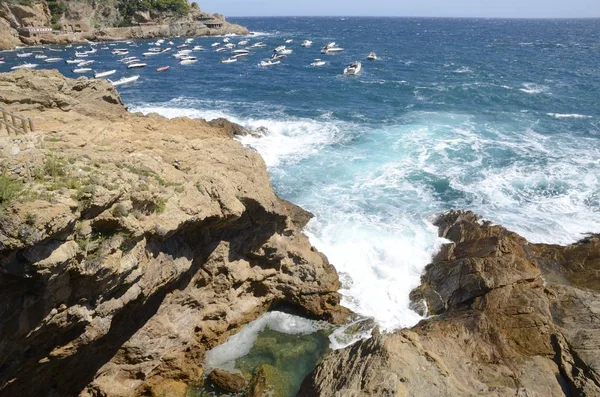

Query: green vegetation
left=0, top=173, right=23, bottom=210
left=46, top=0, right=66, bottom=30
left=117, top=0, right=189, bottom=25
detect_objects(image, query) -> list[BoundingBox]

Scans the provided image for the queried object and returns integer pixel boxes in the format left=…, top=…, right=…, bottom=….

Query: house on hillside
left=17, top=26, right=54, bottom=37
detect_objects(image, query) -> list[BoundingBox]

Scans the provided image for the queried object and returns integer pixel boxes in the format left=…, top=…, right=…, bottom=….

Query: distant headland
left=0, top=0, right=248, bottom=50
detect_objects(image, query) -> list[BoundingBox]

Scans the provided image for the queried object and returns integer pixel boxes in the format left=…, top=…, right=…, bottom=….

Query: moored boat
left=311, top=59, right=326, bottom=67
left=127, top=63, right=147, bottom=69
left=94, top=69, right=116, bottom=78
left=109, top=75, right=140, bottom=86
left=156, top=66, right=170, bottom=72
left=367, top=52, right=377, bottom=60
left=343, top=61, right=362, bottom=76
left=11, top=63, right=38, bottom=70
left=221, top=57, right=237, bottom=64
left=72, top=67, right=93, bottom=73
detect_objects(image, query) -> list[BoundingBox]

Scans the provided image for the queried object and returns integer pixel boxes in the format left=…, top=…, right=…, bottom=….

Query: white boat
left=65, top=59, right=83, bottom=64
left=260, top=60, right=280, bottom=67
left=221, top=58, right=237, bottom=64
left=192, top=46, right=204, bottom=51
left=180, top=59, right=198, bottom=65
left=185, top=38, right=193, bottom=44
left=249, top=42, right=267, bottom=49
left=238, top=40, right=249, bottom=45
left=147, top=48, right=162, bottom=53
left=48, top=48, right=62, bottom=52
left=75, top=53, right=88, bottom=58
left=168, top=41, right=175, bottom=45
left=274, top=45, right=287, bottom=52
left=343, top=61, right=362, bottom=76
left=109, top=75, right=139, bottom=86
left=232, top=49, right=250, bottom=55
left=233, top=53, right=249, bottom=58
left=35, top=54, right=48, bottom=59
left=94, top=69, right=116, bottom=78
left=127, top=63, right=147, bottom=69
left=321, top=42, right=344, bottom=54
left=143, top=52, right=160, bottom=57
left=301, top=40, right=313, bottom=47
left=224, top=43, right=235, bottom=49
left=215, top=47, right=227, bottom=53
left=367, top=52, right=377, bottom=61
left=211, top=42, right=221, bottom=47
left=112, top=49, right=129, bottom=55
left=311, top=59, right=326, bottom=67
left=177, top=44, right=188, bottom=49
left=120, top=56, right=138, bottom=63
left=73, top=67, right=92, bottom=73
left=223, top=38, right=230, bottom=43
left=279, top=49, right=293, bottom=55
left=285, top=39, right=293, bottom=44
left=11, top=63, right=38, bottom=70
left=77, top=60, right=95, bottom=66
left=271, top=54, right=286, bottom=61
left=44, top=57, right=63, bottom=63
left=17, top=53, right=33, bottom=58
left=85, top=48, right=97, bottom=54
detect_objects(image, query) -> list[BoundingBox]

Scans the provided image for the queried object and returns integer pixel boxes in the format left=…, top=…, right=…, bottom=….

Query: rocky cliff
left=0, top=70, right=348, bottom=397
left=0, top=1, right=248, bottom=50
left=300, top=211, right=600, bottom=396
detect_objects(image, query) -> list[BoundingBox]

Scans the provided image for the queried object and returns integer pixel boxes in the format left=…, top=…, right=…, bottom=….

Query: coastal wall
left=0, top=70, right=348, bottom=397
left=300, top=211, right=600, bottom=396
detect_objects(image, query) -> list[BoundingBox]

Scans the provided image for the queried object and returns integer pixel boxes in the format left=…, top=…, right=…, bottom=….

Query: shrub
left=0, top=173, right=23, bottom=209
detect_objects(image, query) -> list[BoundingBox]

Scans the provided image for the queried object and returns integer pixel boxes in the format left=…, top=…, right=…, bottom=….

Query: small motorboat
left=221, top=58, right=237, bottom=64
left=180, top=58, right=198, bottom=65
left=35, top=54, right=48, bottom=59
left=279, top=49, right=293, bottom=55
left=192, top=46, right=204, bottom=51
left=271, top=54, right=286, bottom=61
left=156, top=66, right=170, bottom=72
left=223, top=38, right=230, bottom=43
left=112, top=49, right=129, bottom=55
left=77, top=60, right=95, bottom=66
left=238, top=40, right=249, bottom=45
left=274, top=45, right=286, bottom=52
left=44, top=57, right=63, bottom=63
left=233, top=53, right=249, bottom=59
left=17, top=52, right=33, bottom=58
left=301, top=40, right=313, bottom=47
left=177, top=44, right=188, bottom=49
left=120, top=56, right=138, bottom=63
left=109, top=75, right=140, bottom=86
left=72, top=67, right=92, bottom=73
left=343, top=61, right=362, bottom=76
left=215, top=47, right=227, bottom=53
left=321, top=42, right=344, bottom=54
left=285, top=39, right=293, bottom=44
left=122, top=58, right=140, bottom=64
left=48, top=48, right=62, bottom=52
left=260, top=60, right=280, bottom=67
left=127, top=63, right=147, bottom=69
left=168, top=41, right=175, bottom=45
left=94, top=69, right=116, bottom=78
left=224, top=43, right=235, bottom=49
left=211, top=42, right=221, bottom=47
left=232, top=49, right=250, bottom=55
left=11, top=63, right=38, bottom=70
left=367, top=52, right=377, bottom=61
left=65, top=59, right=83, bottom=64
left=143, top=52, right=160, bottom=57
left=311, top=59, right=326, bottom=67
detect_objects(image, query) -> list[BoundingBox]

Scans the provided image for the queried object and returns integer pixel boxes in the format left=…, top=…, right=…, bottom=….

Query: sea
left=3, top=16, right=600, bottom=394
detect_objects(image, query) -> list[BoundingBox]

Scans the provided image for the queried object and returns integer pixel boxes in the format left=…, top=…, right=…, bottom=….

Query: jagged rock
left=208, top=369, right=246, bottom=393
left=299, top=211, right=600, bottom=397
left=0, top=70, right=350, bottom=397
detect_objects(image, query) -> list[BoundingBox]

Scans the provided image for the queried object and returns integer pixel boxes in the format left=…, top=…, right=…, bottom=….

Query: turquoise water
left=3, top=17, right=599, bottom=331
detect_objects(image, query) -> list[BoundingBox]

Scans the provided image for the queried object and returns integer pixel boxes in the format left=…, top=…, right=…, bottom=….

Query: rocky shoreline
left=0, top=70, right=598, bottom=397
left=300, top=211, right=600, bottom=396
left=0, top=70, right=348, bottom=397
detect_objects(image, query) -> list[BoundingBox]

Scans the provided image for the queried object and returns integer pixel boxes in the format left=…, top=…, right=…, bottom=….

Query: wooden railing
left=0, top=106, right=35, bottom=135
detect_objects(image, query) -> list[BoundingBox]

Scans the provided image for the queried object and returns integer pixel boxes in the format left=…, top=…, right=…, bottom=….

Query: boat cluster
left=5, top=35, right=381, bottom=85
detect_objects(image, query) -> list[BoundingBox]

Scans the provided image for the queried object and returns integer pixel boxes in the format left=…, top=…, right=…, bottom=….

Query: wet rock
left=249, top=364, right=291, bottom=397
left=208, top=369, right=246, bottom=393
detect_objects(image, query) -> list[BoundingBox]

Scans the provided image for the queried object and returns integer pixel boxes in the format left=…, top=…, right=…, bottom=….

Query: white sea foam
left=547, top=113, right=592, bottom=119
left=519, top=83, right=550, bottom=94
left=130, top=101, right=600, bottom=333
left=204, top=311, right=329, bottom=371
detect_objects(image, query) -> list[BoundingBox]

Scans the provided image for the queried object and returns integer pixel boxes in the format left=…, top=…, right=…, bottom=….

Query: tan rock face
left=300, top=211, right=600, bottom=397
left=0, top=70, right=349, bottom=397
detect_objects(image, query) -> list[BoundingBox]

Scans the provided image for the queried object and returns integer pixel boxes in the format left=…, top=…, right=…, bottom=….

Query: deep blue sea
left=3, top=17, right=600, bottom=331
